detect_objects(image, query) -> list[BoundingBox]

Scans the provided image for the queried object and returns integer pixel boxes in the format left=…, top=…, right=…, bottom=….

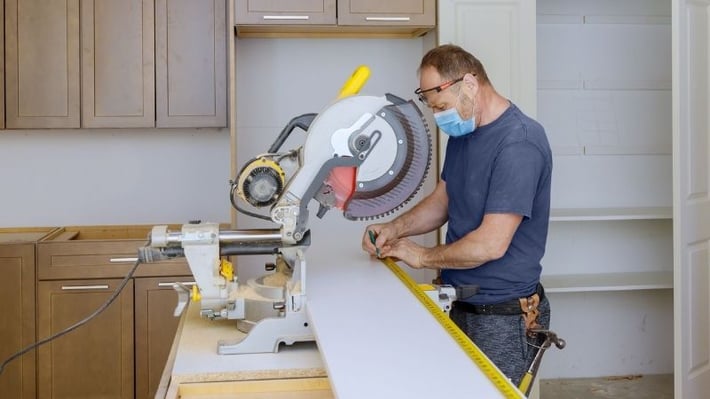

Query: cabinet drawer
left=37, top=225, right=191, bottom=280
left=236, top=0, right=336, bottom=25
left=338, top=0, right=435, bottom=27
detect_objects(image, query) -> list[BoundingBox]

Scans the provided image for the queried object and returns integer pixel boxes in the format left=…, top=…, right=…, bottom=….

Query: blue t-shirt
left=440, top=103, right=552, bottom=305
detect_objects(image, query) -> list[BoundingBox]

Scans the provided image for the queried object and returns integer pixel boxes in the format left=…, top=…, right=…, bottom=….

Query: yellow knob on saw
left=337, top=65, right=371, bottom=99
left=220, top=259, right=234, bottom=281
left=191, top=284, right=201, bottom=302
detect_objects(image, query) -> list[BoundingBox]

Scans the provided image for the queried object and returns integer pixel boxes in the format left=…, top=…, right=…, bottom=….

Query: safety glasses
left=414, top=77, right=464, bottom=106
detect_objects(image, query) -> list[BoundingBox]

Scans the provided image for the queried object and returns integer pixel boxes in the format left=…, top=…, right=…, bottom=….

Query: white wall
left=0, top=128, right=231, bottom=227
left=234, top=36, right=439, bottom=283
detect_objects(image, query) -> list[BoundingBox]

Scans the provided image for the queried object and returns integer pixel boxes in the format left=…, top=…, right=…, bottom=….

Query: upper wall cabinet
left=156, top=0, right=227, bottom=128
left=4, top=0, right=226, bottom=129
left=5, top=0, right=81, bottom=128
left=236, top=0, right=336, bottom=25
left=82, top=0, right=155, bottom=128
left=235, top=0, right=435, bottom=37
left=338, top=0, right=435, bottom=27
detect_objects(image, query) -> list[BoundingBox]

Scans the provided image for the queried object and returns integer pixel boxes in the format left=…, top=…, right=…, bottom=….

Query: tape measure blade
left=380, top=258, right=524, bottom=399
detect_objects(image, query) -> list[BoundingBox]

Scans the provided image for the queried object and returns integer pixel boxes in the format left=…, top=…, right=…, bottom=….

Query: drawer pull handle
left=158, top=282, right=196, bottom=288
left=365, top=16, right=411, bottom=22
left=62, top=284, right=110, bottom=291
left=110, top=257, right=138, bottom=263
left=263, top=15, right=309, bottom=20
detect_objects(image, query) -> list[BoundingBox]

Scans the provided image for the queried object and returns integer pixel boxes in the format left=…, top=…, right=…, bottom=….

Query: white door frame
left=673, top=1, right=710, bottom=398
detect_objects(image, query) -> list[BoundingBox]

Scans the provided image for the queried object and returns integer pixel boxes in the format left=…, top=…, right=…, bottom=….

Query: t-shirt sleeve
left=485, top=141, right=545, bottom=218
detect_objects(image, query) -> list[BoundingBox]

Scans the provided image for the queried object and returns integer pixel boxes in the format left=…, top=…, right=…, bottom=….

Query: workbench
left=156, top=239, right=521, bottom=399
left=155, top=303, right=329, bottom=398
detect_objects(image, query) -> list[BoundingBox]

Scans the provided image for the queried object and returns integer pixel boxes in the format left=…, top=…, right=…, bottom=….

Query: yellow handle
left=518, top=372, right=533, bottom=395
left=337, top=65, right=371, bottom=99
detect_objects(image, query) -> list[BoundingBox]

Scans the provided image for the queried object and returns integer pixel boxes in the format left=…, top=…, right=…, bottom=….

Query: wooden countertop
left=157, top=302, right=327, bottom=398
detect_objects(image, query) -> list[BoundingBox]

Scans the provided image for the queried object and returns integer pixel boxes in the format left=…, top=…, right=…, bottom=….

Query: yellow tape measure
left=379, top=257, right=524, bottom=399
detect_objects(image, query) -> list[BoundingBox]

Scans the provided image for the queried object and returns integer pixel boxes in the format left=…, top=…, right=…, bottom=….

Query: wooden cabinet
left=37, top=279, right=134, bottom=399
left=235, top=0, right=435, bottom=37
left=35, top=225, right=193, bottom=399
left=81, top=0, right=155, bottom=128
left=338, top=0, right=435, bottom=27
left=235, top=0, right=336, bottom=25
left=135, top=276, right=194, bottom=399
left=4, top=0, right=227, bottom=129
left=0, top=228, right=56, bottom=399
left=156, top=0, right=227, bottom=128
left=5, top=0, right=81, bottom=128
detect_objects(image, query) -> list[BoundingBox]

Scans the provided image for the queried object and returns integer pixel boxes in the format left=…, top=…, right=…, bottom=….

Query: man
left=362, top=44, right=552, bottom=386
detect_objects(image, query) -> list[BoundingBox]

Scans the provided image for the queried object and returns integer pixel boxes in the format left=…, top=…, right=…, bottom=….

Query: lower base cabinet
left=135, top=276, right=195, bottom=399
left=0, top=240, right=39, bottom=399
left=33, top=224, right=195, bottom=399
left=37, top=279, right=135, bottom=399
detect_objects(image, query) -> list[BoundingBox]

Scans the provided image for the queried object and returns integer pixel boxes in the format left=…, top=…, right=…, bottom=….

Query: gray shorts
left=450, top=296, right=552, bottom=387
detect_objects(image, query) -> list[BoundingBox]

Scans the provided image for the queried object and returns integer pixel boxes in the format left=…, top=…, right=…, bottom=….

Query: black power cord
left=0, top=257, right=142, bottom=376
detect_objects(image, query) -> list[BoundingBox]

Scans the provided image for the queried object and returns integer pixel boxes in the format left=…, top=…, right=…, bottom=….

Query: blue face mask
left=434, top=107, right=475, bottom=137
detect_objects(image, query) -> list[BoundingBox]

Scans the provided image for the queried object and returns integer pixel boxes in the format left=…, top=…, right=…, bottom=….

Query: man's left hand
left=381, top=238, right=428, bottom=269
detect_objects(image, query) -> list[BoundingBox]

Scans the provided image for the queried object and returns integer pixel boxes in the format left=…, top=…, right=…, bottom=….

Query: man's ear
left=462, top=72, right=478, bottom=91
left=457, top=75, right=476, bottom=120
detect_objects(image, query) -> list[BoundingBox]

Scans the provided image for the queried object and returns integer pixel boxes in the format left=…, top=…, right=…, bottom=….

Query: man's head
left=416, top=45, right=489, bottom=113
left=416, top=45, right=490, bottom=136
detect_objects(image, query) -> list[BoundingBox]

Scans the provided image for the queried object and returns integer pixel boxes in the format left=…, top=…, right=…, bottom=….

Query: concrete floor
left=540, top=374, right=673, bottom=398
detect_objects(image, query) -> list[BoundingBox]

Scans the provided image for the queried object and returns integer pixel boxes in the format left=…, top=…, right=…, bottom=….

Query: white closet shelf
left=550, top=206, right=672, bottom=221
left=542, top=271, right=672, bottom=293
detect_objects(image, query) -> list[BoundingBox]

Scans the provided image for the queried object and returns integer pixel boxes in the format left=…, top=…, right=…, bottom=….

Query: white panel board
left=306, top=241, right=518, bottom=398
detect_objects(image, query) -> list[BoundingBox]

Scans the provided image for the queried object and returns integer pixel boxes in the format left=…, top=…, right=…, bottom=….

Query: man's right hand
left=362, top=223, right=398, bottom=257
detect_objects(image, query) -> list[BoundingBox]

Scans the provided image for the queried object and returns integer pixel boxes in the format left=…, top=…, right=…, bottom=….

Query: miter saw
left=138, top=66, right=432, bottom=354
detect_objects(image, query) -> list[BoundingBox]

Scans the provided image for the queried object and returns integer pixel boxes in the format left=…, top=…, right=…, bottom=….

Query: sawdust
left=262, top=272, right=289, bottom=287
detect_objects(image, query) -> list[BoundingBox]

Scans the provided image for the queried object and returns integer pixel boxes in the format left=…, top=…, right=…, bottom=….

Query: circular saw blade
left=344, top=99, right=432, bottom=220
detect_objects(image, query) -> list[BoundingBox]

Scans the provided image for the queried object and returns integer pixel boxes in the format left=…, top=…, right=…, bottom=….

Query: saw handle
left=337, top=65, right=371, bottom=99
left=268, top=113, right=317, bottom=153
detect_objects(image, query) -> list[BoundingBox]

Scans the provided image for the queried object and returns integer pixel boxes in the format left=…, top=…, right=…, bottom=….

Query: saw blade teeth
left=344, top=100, right=432, bottom=221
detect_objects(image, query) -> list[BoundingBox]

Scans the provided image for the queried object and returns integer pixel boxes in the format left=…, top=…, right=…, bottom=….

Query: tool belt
left=452, top=283, right=545, bottom=335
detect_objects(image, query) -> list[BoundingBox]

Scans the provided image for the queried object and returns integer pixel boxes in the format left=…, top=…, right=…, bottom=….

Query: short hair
left=418, top=44, right=490, bottom=85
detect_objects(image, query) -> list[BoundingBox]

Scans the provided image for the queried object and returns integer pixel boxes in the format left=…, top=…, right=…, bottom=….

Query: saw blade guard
left=282, top=94, right=431, bottom=222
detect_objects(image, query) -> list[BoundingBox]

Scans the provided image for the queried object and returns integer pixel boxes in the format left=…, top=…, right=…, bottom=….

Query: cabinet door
left=338, top=0, right=435, bottom=26
left=81, top=0, right=155, bottom=128
left=235, top=0, right=336, bottom=25
left=0, top=244, right=35, bottom=399
left=156, top=0, right=227, bottom=128
left=37, top=279, right=134, bottom=399
left=134, top=276, right=194, bottom=399
left=5, top=0, right=80, bottom=128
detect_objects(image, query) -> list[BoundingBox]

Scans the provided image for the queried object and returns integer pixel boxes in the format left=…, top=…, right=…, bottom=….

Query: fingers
left=362, top=224, right=383, bottom=255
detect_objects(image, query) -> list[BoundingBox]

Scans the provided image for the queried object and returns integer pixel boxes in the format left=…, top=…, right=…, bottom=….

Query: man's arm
left=381, top=212, right=522, bottom=269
